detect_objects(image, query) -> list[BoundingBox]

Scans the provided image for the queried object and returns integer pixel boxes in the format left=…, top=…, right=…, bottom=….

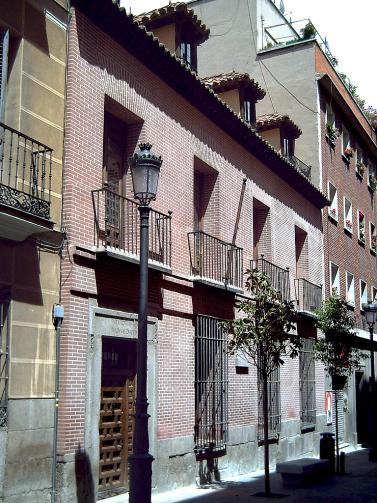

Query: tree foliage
left=314, top=295, right=366, bottom=376
left=226, top=269, right=300, bottom=376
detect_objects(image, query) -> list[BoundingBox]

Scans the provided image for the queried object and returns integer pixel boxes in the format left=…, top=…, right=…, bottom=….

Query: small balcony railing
left=92, top=187, right=172, bottom=270
left=0, top=122, right=52, bottom=219
left=188, top=231, right=243, bottom=290
left=251, top=256, right=290, bottom=301
left=285, top=154, right=312, bottom=180
left=295, top=278, right=322, bottom=314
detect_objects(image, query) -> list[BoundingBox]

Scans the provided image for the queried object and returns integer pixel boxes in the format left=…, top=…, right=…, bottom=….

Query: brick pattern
left=59, top=9, right=325, bottom=457
left=320, top=91, right=377, bottom=328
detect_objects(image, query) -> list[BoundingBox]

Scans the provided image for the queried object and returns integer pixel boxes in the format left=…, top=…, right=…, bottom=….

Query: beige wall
left=0, top=0, right=67, bottom=399
left=153, top=23, right=176, bottom=54
left=259, top=127, right=281, bottom=151
left=218, top=88, right=241, bottom=115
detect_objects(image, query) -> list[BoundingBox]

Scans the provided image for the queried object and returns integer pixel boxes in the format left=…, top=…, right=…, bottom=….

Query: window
left=370, top=223, right=376, bottom=253
left=358, top=210, right=366, bottom=243
left=258, top=360, right=281, bottom=443
left=360, top=280, right=367, bottom=310
left=178, top=27, right=197, bottom=71
left=330, top=262, right=340, bottom=295
left=368, top=162, right=376, bottom=191
left=356, top=148, right=366, bottom=177
left=372, top=286, right=377, bottom=303
left=342, top=127, right=353, bottom=163
left=326, top=104, right=337, bottom=145
left=328, top=183, right=338, bottom=222
left=346, top=272, right=355, bottom=306
left=0, top=29, right=9, bottom=122
left=281, top=137, right=294, bottom=157
left=194, top=315, right=228, bottom=453
left=300, top=338, right=316, bottom=429
left=344, top=197, right=353, bottom=233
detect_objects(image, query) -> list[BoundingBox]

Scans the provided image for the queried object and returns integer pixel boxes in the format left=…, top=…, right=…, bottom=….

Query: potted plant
left=344, top=147, right=353, bottom=159
left=326, top=123, right=338, bottom=145
left=369, top=175, right=377, bottom=193
left=330, top=207, right=337, bottom=219
left=357, top=160, right=366, bottom=176
left=345, top=219, right=352, bottom=232
left=301, top=21, right=316, bottom=40
left=359, top=212, right=365, bottom=242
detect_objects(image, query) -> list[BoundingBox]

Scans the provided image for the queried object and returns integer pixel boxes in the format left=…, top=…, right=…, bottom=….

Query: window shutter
left=0, top=29, right=9, bottom=122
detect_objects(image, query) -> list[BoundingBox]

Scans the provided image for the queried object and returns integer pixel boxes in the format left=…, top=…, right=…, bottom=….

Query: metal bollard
left=320, top=432, right=335, bottom=473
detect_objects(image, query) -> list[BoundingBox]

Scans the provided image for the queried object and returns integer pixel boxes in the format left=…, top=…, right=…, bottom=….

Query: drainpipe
left=51, top=304, right=64, bottom=503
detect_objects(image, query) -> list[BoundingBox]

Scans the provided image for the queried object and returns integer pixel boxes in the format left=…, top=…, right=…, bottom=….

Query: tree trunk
left=263, top=369, right=271, bottom=496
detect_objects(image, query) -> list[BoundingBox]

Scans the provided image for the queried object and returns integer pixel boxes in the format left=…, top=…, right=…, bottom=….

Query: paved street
left=105, top=448, right=377, bottom=503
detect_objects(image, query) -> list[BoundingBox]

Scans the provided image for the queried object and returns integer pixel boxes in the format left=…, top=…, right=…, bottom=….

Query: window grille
left=0, top=298, right=9, bottom=428
left=195, top=315, right=228, bottom=454
left=299, top=338, right=316, bottom=429
left=258, top=356, right=281, bottom=443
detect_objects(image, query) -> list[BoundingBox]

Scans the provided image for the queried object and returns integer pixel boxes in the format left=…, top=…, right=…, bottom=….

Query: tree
left=314, top=295, right=366, bottom=471
left=225, top=269, right=299, bottom=496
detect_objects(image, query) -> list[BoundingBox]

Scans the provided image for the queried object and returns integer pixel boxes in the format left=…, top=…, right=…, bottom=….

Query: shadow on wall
left=75, top=447, right=95, bottom=503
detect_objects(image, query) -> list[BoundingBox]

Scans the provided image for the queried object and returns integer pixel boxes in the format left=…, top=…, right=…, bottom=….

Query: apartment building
left=57, top=1, right=327, bottom=499
left=190, top=0, right=377, bottom=451
left=0, top=1, right=68, bottom=502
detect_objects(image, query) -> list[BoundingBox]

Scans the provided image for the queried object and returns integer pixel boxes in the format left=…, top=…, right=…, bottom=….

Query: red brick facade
left=58, top=6, right=326, bottom=496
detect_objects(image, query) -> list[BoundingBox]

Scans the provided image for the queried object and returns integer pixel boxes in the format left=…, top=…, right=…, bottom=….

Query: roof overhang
left=70, top=0, right=328, bottom=209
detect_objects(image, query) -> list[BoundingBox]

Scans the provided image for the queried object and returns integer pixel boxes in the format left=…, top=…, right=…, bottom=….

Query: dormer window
left=282, top=137, right=294, bottom=157
left=241, top=88, right=257, bottom=124
left=178, top=29, right=197, bottom=70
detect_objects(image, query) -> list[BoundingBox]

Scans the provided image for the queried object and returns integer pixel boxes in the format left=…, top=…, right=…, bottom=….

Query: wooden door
left=98, top=339, right=136, bottom=496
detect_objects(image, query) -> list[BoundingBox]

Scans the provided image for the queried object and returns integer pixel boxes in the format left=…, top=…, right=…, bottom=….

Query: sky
left=121, top=0, right=377, bottom=109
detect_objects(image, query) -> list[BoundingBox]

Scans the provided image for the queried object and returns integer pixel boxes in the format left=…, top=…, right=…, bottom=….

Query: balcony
left=251, top=257, right=290, bottom=302
left=188, top=231, right=243, bottom=291
left=285, top=154, right=312, bottom=180
left=295, top=278, right=322, bottom=315
left=92, top=187, right=172, bottom=272
left=0, top=123, right=54, bottom=240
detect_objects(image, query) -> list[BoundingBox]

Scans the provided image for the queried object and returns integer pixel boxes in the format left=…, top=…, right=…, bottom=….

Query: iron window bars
left=299, top=338, right=316, bottom=429
left=257, top=356, right=281, bottom=443
left=195, top=315, right=228, bottom=454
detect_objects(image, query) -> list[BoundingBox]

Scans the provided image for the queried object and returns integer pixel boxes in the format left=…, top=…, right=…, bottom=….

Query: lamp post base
left=129, top=453, right=154, bottom=503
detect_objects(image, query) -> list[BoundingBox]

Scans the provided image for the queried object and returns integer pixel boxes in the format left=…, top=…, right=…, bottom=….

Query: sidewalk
left=104, top=448, right=377, bottom=503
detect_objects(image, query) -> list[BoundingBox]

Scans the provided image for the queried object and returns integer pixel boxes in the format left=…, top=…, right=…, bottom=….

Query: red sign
left=325, top=391, right=333, bottom=425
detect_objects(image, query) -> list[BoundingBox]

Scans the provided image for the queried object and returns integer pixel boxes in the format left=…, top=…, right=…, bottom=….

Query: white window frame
left=344, top=197, right=353, bottom=233
left=368, top=161, right=376, bottom=188
left=360, top=280, right=368, bottom=310
left=370, top=222, right=376, bottom=254
left=326, top=104, right=335, bottom=128
left=356, top=147, right=366, bottom=177
left=329, top=262, right=340, bottom=296
left=346, top=272, right=355, bottom=307
left=372, top=286, right=377, bottom=303
left=358, top=210, right=366, bottom=243
left=328, top=182, right=338, bottom=222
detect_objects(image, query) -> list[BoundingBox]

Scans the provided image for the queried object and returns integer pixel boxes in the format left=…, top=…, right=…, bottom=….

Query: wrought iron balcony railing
left=92, top=187, right=172, bottom=270
left=0, top=122, right=52, bottom=219
left=251, top=256, right=290, bottom=302
left=295, top=278, right=322, bottom=314
left=188, top=231, right=243, bottom=290
left=284, top=154, right=312, bottom=180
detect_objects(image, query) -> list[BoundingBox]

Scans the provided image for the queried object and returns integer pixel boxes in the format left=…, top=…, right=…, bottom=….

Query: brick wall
left=320, top=90, right=377, bottom=328
left=59, top=8, right=325, bottom=458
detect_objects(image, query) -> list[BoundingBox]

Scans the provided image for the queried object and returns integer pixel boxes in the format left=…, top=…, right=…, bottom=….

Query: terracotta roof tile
left=256, top=113, right=302, bottom=138
left=202, top=71, right=265, bottom=101
left=135, top=2, right=210, bottom=44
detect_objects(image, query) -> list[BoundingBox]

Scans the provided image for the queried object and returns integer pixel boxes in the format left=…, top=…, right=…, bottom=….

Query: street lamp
left=362, top=301, right=377, bottom=461
left=129, top=143, right=162, bottom=503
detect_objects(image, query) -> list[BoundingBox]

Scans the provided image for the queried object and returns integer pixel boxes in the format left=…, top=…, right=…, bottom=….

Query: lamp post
left=362, top=301, right=377, bottom=461
left=129, top=143, right=162, bottom=503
